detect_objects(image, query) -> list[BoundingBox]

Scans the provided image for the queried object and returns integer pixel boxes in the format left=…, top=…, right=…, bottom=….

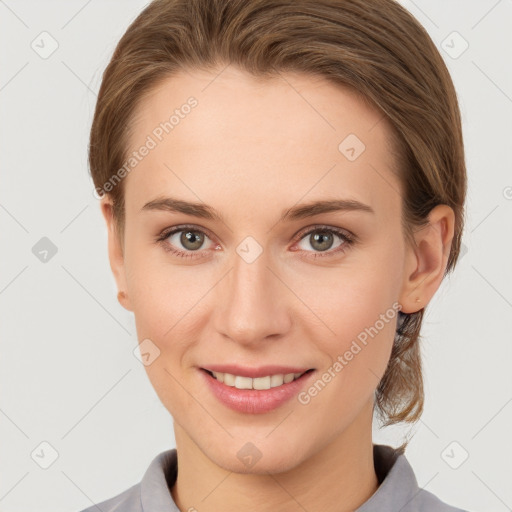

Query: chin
left=203, top=439, right=305, bottom=475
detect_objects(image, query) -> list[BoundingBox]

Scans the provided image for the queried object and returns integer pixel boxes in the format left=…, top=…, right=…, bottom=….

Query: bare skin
left=100, top=65, right=454, bottom=512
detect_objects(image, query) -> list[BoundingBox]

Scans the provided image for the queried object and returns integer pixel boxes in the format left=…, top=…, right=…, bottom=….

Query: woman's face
left=103, top=66, right=422, bottom=473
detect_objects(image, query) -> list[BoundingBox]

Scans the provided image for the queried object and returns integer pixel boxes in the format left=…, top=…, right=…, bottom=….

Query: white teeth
left=223, top=373, right=235, bottom=386
left=254, top=376, right=271, bottom=390
left=284, top=373, right=296, bottom=383
left=270, top=374, right=284, bottom=387
left=235, top=376, right=253, bottom=389
left=210, top=371, right=306, bottom=390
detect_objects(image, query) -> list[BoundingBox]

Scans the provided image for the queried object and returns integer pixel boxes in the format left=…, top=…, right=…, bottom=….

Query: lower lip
left=200, top=368, right=316, bottom=414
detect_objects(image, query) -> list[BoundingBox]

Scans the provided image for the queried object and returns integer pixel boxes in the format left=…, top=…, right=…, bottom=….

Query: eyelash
left=155, top=224, right=356, bottom=260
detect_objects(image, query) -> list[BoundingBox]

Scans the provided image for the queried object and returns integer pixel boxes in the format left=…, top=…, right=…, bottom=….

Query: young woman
left=81, top=0, right=468, bottom=510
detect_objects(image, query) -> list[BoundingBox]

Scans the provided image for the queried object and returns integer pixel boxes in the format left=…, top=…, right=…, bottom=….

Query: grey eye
left=297, top=229, right=345, bottom=252
left=168, top=229, right=207, bottom=251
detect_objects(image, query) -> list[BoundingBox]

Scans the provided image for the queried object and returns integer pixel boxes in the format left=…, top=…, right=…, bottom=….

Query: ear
left=100, top=196, right=133, bottom=312
left=398, top=204, right=455, bottom=314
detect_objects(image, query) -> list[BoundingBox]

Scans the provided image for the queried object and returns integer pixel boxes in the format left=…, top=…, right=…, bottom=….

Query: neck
left=171, top=400, right=379, bottom=512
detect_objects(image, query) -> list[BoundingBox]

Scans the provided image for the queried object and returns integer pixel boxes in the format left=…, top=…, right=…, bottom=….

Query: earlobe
left=399, top=205, right=455, bottom=314
left=100, top=196, right=133, bottom=312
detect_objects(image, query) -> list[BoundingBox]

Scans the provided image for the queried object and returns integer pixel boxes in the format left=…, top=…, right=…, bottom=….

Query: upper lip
left=201, top=364, right=314, bottom=378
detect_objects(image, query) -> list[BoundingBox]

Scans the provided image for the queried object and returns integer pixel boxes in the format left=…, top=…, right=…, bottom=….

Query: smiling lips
left=200, top=364, right=316, bottom=414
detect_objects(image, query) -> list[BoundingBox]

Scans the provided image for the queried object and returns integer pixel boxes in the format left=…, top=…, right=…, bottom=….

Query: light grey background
left=0, top=1, right=511, bottom=511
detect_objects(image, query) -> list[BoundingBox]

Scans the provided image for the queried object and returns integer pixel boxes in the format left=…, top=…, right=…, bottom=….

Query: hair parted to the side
left=88, top=0, right=467, bottom=445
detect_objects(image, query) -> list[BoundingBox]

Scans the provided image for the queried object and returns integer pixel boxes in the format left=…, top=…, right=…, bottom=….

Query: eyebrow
left=141, top=196, right=375, bottom=223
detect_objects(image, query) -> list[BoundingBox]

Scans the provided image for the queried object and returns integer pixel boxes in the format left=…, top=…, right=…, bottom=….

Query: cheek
left=123, top=234, right=201, bottom=334
left=291, top=244, right=403, bottom=387
left=295, top=243, right=402, bottom=328
left=299, top=283, right=399, bottom=422
left=124, top=250, right=215, bottom=411
left=124, top=248, right=205, bottom=416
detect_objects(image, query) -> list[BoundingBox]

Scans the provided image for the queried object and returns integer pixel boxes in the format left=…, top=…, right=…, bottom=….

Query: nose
left=212, top=247, right=292, bottom=346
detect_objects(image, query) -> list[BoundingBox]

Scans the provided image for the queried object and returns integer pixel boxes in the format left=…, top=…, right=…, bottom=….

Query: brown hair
left=89, top=0, right=467, bottom=442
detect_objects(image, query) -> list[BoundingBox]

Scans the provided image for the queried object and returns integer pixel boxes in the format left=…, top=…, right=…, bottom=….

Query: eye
left=293, top=225, right=355, bottom=258
left=156, top=224, right=356, bottom=260
left=156, top=225, right=218, bottom=259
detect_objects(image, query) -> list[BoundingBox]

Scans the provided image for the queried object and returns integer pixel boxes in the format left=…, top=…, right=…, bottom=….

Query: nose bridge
left=213, top=243, right=290, bottom=344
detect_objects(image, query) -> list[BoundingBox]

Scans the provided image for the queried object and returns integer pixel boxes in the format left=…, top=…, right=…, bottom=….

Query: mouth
left=200, top=368, right=315, bottom=391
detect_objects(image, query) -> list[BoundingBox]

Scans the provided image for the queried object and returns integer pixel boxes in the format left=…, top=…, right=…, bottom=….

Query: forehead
left=124, top=66, right=401, bottom=217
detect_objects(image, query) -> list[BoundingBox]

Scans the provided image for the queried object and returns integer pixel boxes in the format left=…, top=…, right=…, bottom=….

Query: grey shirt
left=78, top=444, right=469, bottom=511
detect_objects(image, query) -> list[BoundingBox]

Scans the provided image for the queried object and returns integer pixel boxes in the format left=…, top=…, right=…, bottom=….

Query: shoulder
left=75, top=449, right=178, bottom=512
left=413, top=487, right=471, bottom=512
left=77, top=482, right=142, bottom=512
left=357, top=444, right=471, bottom=512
